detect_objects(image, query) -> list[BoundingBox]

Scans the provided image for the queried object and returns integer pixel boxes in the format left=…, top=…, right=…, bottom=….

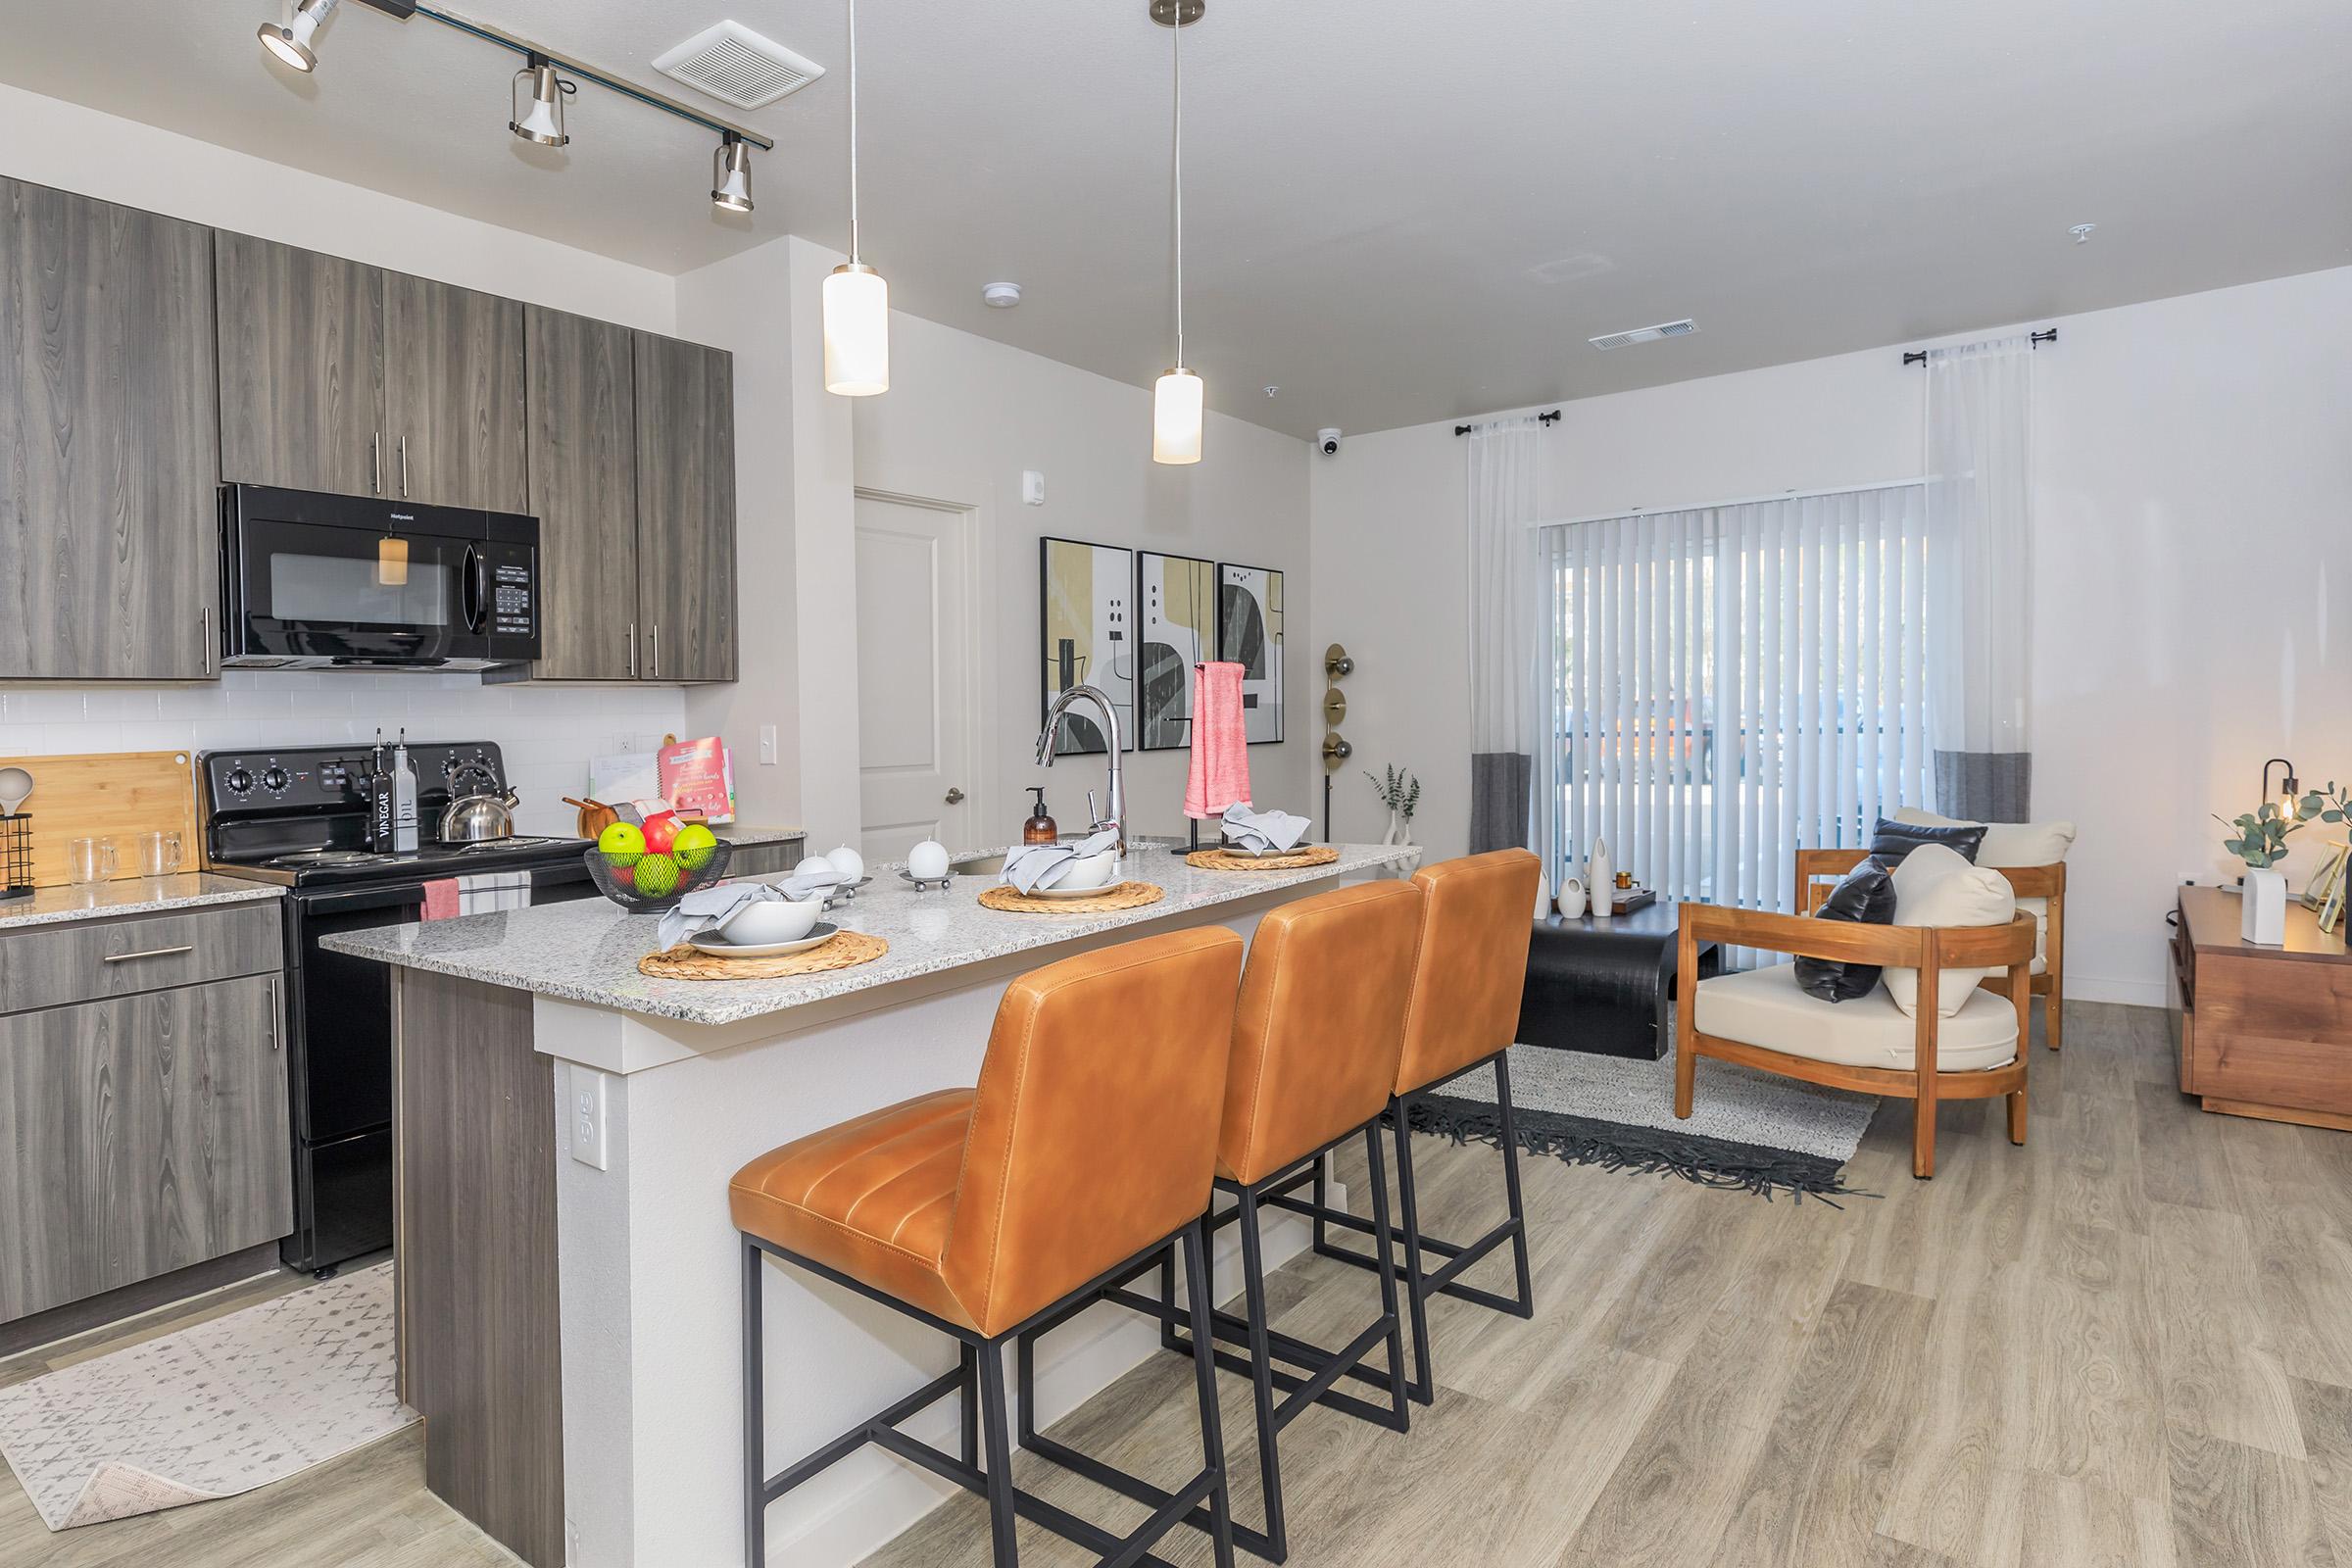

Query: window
left=1540, top=483, right=1934, bottom=914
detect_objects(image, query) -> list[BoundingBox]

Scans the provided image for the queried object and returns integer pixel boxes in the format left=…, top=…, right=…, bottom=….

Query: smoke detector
left=653, top=21, right=824, bottom=111
left=1589, top=318, right=1696, bottom=351
left=981, top=281, right=1023, bottom=309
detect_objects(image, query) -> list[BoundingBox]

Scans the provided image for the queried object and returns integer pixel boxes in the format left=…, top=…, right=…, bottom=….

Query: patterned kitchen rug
left=0, top=1262, right=414, bottom=1531
left=1408, top=1032, right=1879, bottom=1201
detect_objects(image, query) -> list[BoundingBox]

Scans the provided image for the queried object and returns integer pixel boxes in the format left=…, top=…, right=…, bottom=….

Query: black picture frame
left=1215, top=562, right=1285, bottom=746
left=1038, top=536, right=1135, bottom=756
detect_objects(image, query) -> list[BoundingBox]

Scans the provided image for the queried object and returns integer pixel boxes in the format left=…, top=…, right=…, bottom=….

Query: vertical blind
left=1540, top=483, right=1934, bottom=916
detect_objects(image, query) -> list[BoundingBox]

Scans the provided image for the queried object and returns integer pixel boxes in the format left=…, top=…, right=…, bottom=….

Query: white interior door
left=855, top=495, right=976, bottom=863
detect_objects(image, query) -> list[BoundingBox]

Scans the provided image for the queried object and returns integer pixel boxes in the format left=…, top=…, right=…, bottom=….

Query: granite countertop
left=714, top=824, right=806, bottom=845
left=319, top=841, right=1418, bottom=1027
left=0, top=873, right=284, bottom=932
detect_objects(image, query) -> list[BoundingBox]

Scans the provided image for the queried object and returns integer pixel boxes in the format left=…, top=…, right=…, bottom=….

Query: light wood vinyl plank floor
left=5, top=1003, right=2348, bottom=1567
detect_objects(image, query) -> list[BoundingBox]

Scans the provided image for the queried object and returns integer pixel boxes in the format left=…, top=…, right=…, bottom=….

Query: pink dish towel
left=421, top=878, right=462, bottom=922
left=1184, top=661, right=1252, bottom=820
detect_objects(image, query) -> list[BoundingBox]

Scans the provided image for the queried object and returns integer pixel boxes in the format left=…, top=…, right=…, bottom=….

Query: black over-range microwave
left=219, top=484, right=542, bottom=670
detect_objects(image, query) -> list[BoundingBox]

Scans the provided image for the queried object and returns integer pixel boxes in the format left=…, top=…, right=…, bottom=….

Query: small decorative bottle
left=1022, top=787, right=1057, bottom=846
left=1587, top=836, right=1614, bottom=917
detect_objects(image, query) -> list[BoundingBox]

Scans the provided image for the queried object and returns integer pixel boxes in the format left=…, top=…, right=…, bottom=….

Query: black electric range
left=200, top=742, right=599, bottom=1273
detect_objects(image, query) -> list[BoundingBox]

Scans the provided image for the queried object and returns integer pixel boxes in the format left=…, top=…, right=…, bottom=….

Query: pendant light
left=823, top=0, right=889, bottom=396
left=258, top=0, right=339, bottom=73
left=1151, top=0, right=1204, bottom=465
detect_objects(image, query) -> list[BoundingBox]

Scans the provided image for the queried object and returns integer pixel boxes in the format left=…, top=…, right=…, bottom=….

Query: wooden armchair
left=1796, top=848, right=2069, bottom=1049
left=1674, top=903, right=2037, bottom=1179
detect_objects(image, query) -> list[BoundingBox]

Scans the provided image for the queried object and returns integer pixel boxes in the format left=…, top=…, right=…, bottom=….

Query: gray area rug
left=0, top=1263, right=414, bottom=1531
left=1411, top=1033, right=1878, bottom=1200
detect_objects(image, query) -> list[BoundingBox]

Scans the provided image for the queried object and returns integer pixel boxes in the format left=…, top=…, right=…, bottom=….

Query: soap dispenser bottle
left=1023, top=786, right=1057, bottom=846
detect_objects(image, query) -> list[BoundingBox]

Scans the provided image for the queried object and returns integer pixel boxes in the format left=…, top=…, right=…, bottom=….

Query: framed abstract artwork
left=1135, top=551, right=1218, bottom=750
left=1217, top=562, right=1284, bottom=744
left=1038, top=536, right=1135, bottom=755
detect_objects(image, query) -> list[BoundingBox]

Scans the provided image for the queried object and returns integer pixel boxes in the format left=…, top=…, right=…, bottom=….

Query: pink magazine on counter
left=658, top=737, right=736, bottom=823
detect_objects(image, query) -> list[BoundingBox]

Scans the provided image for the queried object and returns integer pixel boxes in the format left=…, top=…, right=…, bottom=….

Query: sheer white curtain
left=1465, top=416, right=1547, bottom=855
left=1925, top=336, right=2034, bottom=818
left=1541, top=484, right=1934, bottom=913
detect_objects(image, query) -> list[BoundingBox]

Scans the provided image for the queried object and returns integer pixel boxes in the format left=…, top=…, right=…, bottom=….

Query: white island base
left=342, top=846, right=1415, bottom=1568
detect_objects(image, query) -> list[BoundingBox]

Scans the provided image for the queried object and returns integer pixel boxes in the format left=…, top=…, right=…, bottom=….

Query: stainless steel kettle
left=438, top=787, right=520, bottom=844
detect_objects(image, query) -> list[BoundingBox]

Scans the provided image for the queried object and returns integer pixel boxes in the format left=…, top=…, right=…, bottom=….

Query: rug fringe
left=1401, top=1098, right=1871, bottom=1205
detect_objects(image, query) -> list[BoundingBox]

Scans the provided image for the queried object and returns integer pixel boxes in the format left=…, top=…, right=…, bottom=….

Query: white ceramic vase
left=1383, top=808, right=1415, bottom=848
left=2242, top=865, right=2288, bottom=945
left=1588, top=837, right=1613, bottom=917
left=1557, top=875, right=1588, bottom=919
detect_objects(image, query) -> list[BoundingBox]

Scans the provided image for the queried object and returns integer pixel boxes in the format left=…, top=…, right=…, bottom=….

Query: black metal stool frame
left=1261, top=1047, right=1535, bottom=1406
left=742, top=1217, right=1237, bottom=1568
left=1010, top=1120, right=1410, bottom=1563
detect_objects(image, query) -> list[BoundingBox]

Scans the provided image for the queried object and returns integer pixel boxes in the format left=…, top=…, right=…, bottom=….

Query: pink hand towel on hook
left=1184, top=661, right=1252, bottom=821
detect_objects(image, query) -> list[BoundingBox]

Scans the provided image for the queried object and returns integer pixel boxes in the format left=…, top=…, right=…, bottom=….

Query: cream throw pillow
left=1892, top=807, right=2076, bottom=868
left=1883, top=843, right=2018, bottom=1019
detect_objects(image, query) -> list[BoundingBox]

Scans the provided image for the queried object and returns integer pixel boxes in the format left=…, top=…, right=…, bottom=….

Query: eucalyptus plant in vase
left=2218, top=779, right=2347, bottom=944
left=1365, top=765, right=1421, bottom=848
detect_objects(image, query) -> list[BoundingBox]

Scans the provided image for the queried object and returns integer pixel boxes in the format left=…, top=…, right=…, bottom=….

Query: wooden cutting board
left=0, top=751, right=201, bottom=888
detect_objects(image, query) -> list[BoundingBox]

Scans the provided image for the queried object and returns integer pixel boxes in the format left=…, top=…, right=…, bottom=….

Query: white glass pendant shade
left=1152, top=368, right=1204, bottom=465
left=824, top=264, right=890, bottom=396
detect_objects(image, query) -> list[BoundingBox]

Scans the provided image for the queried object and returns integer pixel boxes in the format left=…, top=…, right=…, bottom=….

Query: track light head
left=258, top=0, right=340, bottom=73
left=510, top=56, right=572, bottom=147
left=711, top=135, right=754, bottom=213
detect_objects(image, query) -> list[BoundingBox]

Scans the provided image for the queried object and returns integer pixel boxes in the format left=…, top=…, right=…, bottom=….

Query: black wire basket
left=0, top=814, right=30, bottom=902
left=581, top=839, right=733, bottom=913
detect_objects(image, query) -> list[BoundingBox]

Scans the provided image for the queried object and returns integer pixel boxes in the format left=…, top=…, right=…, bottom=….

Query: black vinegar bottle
left=1022, top=786, right=1057, bottom=846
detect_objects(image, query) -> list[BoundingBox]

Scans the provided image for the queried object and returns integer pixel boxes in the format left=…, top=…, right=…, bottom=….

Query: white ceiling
left=7, top=1, right=2348, bottom=439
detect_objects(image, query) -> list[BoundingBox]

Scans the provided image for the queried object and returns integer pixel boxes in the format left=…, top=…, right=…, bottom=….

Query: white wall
left=0, top=85, right=691, bottom=835
left=853, top=308, right=1314, bottom=851
left=1312, top=266, right=2352, bottom=1005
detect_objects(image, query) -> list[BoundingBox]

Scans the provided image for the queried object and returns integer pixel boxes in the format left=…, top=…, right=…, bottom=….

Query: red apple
left=641, top=811, right=681, bottom=854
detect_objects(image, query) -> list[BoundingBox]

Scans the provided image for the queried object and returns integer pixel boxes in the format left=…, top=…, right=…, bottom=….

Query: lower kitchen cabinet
left=0, top=973, right=292, bottom=1325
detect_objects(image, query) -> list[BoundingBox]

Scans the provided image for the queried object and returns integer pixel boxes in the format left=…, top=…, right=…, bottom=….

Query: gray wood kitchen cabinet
left=387, top=270, right=527, bottom=512
left=0, top=973, right=292, bottom=1324
left=215, top=228, right=386, bottom=498
left=633, top=331, right=739, bottom=682
left=525, top=307, right=640, bottom=680
left=0, top=178, right=220, bottom=680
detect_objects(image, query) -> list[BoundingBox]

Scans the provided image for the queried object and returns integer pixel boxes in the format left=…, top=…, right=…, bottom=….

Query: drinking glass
left=68, top=837, right=120, bottom=885
left=136, top=830, right=184, bottom=879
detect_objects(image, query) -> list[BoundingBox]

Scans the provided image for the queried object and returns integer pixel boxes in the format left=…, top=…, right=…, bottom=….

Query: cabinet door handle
left=200, top=606, right=213, bottom=676
left=266, top=981, right=280, bottom=1051
left=650, top=623, right=660, bottom=679
left=371, top=432, right=382, bottom=495
left=104, top=944, right=195, bottom=964
left=399, top=436, right=410, bottom=499
left=626, top=621, right=637, bottom=679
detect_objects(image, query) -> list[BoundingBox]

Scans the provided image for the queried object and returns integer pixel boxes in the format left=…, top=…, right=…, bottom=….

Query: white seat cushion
left=1693, top=963, right=2021, bottom=1073
left=1883, top=844, right=2018, bottom=1018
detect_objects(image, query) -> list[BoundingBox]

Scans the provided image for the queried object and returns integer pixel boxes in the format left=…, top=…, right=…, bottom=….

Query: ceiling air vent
left=1589, top=318, right=1697, bottom=351
left=653, top=22, right=824, bottom=111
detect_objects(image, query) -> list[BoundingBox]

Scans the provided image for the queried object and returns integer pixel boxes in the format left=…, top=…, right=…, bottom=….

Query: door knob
left=944, top=787, right=965, bottom=805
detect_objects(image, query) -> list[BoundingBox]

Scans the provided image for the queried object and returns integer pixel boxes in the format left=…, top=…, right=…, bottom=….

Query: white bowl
left=1055, top=851, right=1118, bottom=892
left=717, top=896, right=824, bottom=946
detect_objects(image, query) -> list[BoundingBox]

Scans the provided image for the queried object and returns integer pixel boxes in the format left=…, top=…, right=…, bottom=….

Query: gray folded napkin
left=657, top=877, right=829, bottom=949
left=1001, top=829, right=1120, bottom=896
left=1220, top=803, right=1311, bottom=854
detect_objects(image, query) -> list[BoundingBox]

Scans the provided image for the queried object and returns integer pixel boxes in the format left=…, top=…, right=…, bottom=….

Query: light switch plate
left=571, top=1066, right=610, bottom=1170
left=759, top=724, right=778, bottom=765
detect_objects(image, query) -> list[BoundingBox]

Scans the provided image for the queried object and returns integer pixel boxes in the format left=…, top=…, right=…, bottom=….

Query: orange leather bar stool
left=732, top=927, right=1247, bottom=1568
left=1010, top=881, right=1425, bottom=1562
left=1268, top=849, right=1542, bottom=1405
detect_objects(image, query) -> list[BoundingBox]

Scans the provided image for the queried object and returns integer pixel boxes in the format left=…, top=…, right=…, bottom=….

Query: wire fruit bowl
left=582, top=840, right=733, bottom=913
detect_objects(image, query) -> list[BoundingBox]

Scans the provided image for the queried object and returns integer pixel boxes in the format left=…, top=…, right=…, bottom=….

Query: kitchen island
left=322, top=840, right=1416, bottom=1568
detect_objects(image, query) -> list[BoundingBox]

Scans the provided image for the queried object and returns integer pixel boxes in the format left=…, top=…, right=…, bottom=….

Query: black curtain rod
left=1903, top=327, right=2057, bottom=367
left=1456, top=409, right=1562, bottom=436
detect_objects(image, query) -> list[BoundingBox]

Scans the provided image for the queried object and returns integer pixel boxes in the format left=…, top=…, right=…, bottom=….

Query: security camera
left=1316, top=428, right=1343, bottom=457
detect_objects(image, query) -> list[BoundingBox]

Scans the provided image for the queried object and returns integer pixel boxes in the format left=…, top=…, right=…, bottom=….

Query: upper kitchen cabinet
left=215, top=229, right=385, bottom=499
left=632, top=331, right=738, bottom=683
left=0, top=179, right=220, bottom=680
left=385, top=271, right=526, bottom=512
left=217, top=233, right=525, bottom=511
left=525, top=306, right=640, bottom=680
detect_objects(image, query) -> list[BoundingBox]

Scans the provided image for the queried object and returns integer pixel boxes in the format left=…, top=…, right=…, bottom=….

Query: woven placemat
left=978, top=881, right=1166, bottom=914
left=638, top=930, right=890, bottom=981
left=1185, top=845, right=1342, bottom=871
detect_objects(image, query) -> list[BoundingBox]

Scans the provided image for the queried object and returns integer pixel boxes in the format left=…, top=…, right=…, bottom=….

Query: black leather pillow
left=1867, top=816, right=1986, bottom=866
left=1793, top=860, right=1898, bottom=1003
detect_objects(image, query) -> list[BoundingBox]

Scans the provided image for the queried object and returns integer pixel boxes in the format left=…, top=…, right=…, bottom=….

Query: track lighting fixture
left=258, top=0, right=340, bottom=73
left=712, top=133, right=754, bottom=213
left=510, top=54, right=573, bottom=147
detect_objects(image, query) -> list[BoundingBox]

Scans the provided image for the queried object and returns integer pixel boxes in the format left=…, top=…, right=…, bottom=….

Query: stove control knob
left=261, top=765, right=291, bottom=794
left=223, top=766, right=254, bottom=796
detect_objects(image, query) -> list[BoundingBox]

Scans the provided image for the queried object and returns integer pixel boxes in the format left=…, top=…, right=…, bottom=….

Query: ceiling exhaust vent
left=1589, top=318, right=1697, bottom=351
left=653, top=21, right=824, bottom=111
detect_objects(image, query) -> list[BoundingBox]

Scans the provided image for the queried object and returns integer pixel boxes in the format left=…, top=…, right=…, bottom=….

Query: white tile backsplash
left=0, top=674, right=688, bottom=839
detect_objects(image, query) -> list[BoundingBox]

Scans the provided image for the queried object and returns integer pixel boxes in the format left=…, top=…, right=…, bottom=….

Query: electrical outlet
left=571, top=1067, right=610, bottom=1170
left=759, top=724, right=778, bottom=765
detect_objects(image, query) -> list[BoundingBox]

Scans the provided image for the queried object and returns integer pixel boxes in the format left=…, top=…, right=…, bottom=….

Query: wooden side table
left=2172, top=886, right=2352, bottom=1131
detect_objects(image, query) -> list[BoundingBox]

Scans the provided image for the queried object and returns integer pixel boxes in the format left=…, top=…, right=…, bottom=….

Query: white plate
left=1009, top=879, right=1118, bottom=900
left=1218, top=841, right=1295, bottom=858
left=687, top=922, right=841, bottom=959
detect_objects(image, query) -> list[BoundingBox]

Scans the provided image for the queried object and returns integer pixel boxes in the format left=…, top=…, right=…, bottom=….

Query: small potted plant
left=2219, top=779, right=2347, bottom=944
left=1364, top=765, right=1421, bottom=847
